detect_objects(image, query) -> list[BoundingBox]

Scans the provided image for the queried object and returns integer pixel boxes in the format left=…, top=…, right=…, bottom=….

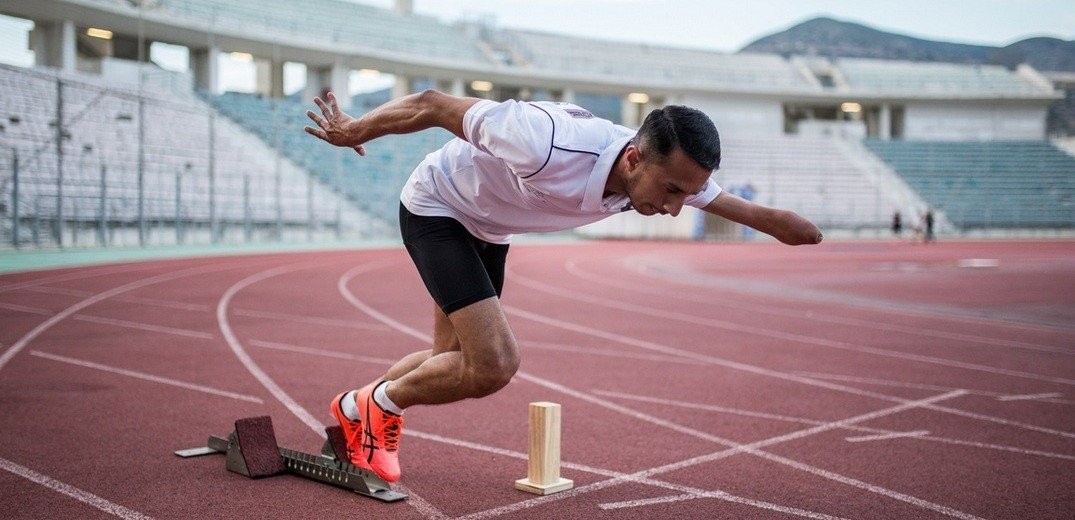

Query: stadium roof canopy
left=2, top=0, right=1061, bottom=101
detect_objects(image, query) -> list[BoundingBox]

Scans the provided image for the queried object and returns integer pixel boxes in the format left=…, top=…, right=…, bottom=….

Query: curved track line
left=564, top=258, right=1073, bottom=356
left=594, top=389, right=1075, bottom=461
left=0, top=262, right=164, bottom=293
left=216, top=259, right=445, bottom=520
left=510, top=268, right=1075, bottom=385
left=0, top=263, right=228, bottom=372
left=31, top=351, right=263, bottom=404
left=0, top=456, right=153, bottom=520
left=506, top=304, right=1075, bottom=441
left=338, top=263, right=985, bottom=520
left=626, top=254, right=1075, bottom=332
left=217, top=262, right=328, bottom=433
left=337, top=265, right=855, bottom=520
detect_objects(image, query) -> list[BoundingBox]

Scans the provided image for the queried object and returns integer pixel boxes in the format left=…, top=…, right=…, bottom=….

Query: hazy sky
left=1, top=0, right=1071, bottom=93
left=365, top=0, right=1075, bottom=51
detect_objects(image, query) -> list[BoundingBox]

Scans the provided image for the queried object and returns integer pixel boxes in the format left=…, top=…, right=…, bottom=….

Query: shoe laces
left=380, top=414, right=403, bottom=452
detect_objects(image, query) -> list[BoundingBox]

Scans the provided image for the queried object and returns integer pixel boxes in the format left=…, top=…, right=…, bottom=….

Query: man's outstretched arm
left=702, top=191, right=823, bottom=245
left=304, top=89, right=480, bottom=155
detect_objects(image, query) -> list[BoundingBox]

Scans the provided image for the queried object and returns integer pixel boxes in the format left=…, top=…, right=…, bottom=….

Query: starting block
left=175, top=416, right=406, bottom=502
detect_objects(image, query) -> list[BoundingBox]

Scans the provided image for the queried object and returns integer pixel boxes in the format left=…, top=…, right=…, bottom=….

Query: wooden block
left=515, top=402, right=573, bottom=495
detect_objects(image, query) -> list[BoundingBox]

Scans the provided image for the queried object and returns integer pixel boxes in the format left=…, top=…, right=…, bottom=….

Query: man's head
left=620, top=106, right=721, bottom=216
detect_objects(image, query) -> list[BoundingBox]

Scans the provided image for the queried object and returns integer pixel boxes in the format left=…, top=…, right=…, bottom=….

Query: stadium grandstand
left=0, top=0, right=1072, bottom=250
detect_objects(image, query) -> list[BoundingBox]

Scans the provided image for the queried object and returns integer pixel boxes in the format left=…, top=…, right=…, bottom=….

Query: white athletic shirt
left=400, top=99, right=722, bottom=244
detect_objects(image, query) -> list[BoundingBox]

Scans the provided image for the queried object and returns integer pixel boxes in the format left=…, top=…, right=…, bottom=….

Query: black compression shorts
left=399, top=202, right=509, bottom=315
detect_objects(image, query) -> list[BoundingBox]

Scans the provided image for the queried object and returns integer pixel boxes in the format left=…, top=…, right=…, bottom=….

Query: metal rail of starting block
left=175, top=416, right=407, bottom=503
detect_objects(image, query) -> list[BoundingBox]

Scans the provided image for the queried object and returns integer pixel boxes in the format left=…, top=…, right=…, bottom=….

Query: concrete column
left=560, top=88, right=576, bottom=104
left=879, top=103, right=892, bottom=140
left=59, top=20, right=76, bottom=72
left=391, top=74, right=412, bottom=99
left=303, top=61, right=350, bottom=108
left=330, top=60, right=351, bottom=109
left=190, top=45, right=220, bottom=93
left=622, top=98, right=647, bottom=128
left=255, top=58, right=271, bottom=97
left=31, top=20, right=77, bottom=71
left=304, top=66, right=324, bottom=101
left=450, top=78, right=466, bottom=97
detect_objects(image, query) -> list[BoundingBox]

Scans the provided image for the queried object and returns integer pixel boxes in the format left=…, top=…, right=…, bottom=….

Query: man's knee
left=466, top=347, right=519, bottom=397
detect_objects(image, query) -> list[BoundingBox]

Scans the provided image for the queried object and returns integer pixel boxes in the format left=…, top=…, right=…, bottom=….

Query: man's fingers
left=313, top=97, right=332, bottom=119
left=304, top=126, right=328, bottom=140
left=353, top=145, right=365, bottom=156
left=305, top=110, right=325, bottom=128
left=327, top=91, right=340, bottom=112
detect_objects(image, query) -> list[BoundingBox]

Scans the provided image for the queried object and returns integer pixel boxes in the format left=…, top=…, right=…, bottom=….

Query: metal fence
left=0, top=64, right=415, bottom=250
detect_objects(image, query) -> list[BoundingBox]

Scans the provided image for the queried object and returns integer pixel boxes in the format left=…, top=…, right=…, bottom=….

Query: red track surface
left=1, top=240, right=1072, bottom=519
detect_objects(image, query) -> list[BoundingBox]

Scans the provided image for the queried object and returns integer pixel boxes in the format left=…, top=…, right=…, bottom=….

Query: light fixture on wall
left=470, top=80, right=493, bottom=92
left=86, top=28, right=113, bottom=40
left=841, top=102, right=861, bottom=113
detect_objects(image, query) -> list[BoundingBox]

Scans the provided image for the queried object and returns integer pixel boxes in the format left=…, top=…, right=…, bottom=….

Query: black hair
left=635, top=105, right=721, bottom=171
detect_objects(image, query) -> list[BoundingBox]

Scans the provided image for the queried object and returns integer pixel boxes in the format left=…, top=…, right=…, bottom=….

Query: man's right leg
left=382, top=295, right=519, bottom=408
left=334, top=205, right=515, bottom=481
left=379, top=304, right=462, bottom=381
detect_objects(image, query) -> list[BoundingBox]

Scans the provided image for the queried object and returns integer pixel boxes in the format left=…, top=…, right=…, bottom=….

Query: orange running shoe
left=355, top=381, right=404, bottom=482
left=329, top=381, right=378, bottom=468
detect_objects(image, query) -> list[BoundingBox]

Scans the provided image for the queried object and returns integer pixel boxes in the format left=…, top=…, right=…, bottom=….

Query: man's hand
left=703, top=192, right=823, bottom=245
left=304, top=91, right=366, bottom=156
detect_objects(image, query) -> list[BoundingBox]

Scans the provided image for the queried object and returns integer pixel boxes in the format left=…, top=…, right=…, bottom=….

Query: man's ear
left=625, top=145, right=642, bottom=171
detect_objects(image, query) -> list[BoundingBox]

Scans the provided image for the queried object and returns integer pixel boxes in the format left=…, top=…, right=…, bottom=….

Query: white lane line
left=599, top=494, right=702, bottom=510
left=564, top=259, right=1073, bottom=356
left=594, top=388, right=845, bottom=425
left=117, top=295, right=211, bottom=312
left=629, top=255, right=1071, bottom=332
left=218, top=260, right=446, bottom=520
left=0, top=301, right=55, bottom=315
left=233, top=308, right=388, bottom=331
left=596, top=389, right=1075, bottom=461
left=21, top=285, right=93, bottom=296
left=0, top=456, right=153, bottom=520
left=0, top=263, right=229, bottom=372
left=506, top=305, right=1075, bottom=440
left=0, top=262, right=163, bottom=293
left=73, top=314, right=215, bottom=340
left=845, top=431, right=931, bottom=443
left=409, top=431, right=847, bottom=520
left=342, top=265, right=982, bottom=520
left=523, top=340, right=697, bottom=364
left=520, top=373, right=980, bottom=519
left=997, top=392, right=1063, bottom=402
left=30, top=351, right=262, bottom=403
left=796, top=371, right=1074, bottom=405
left=337, top=267, right=846, bottom=520
left=599, top=492, right=846, bottom=518
left=511, top=273, right=1075, bottom=386
left=217, top=263, right=332, bottom=433
left=23, top=286, right=214, bottom=313
left=248, top=339, right=398, bottom=365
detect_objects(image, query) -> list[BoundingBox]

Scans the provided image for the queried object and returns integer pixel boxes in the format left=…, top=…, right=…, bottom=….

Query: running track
left=0, top=240, right=1072, bottom=519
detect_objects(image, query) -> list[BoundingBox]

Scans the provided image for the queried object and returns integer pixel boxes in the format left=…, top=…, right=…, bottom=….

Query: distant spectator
left=923, top=208, right=935, bottom=243
left=891, top=210, right=902, bottom=239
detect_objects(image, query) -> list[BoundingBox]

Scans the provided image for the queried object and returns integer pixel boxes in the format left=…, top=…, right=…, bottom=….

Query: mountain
left=740, top=17, right=1075, bottom=73
left=740, top=17, right=1075, bottom=134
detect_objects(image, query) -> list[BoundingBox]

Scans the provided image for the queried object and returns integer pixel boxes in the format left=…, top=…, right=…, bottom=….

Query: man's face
left=624, top=146, right=712, bottom=216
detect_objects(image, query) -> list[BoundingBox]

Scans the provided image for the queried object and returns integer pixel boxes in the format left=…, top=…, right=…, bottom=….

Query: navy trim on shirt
left=523, top=103, right=603, bottom=179
left=522, top=103, right=556, bottom=179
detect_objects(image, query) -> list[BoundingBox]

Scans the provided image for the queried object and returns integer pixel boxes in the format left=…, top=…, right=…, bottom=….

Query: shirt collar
left=581, top=135, right=633, bottom=212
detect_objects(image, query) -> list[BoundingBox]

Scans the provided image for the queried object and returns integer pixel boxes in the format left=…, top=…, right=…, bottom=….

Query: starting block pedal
left=175, top=415, right=407, bottom=503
